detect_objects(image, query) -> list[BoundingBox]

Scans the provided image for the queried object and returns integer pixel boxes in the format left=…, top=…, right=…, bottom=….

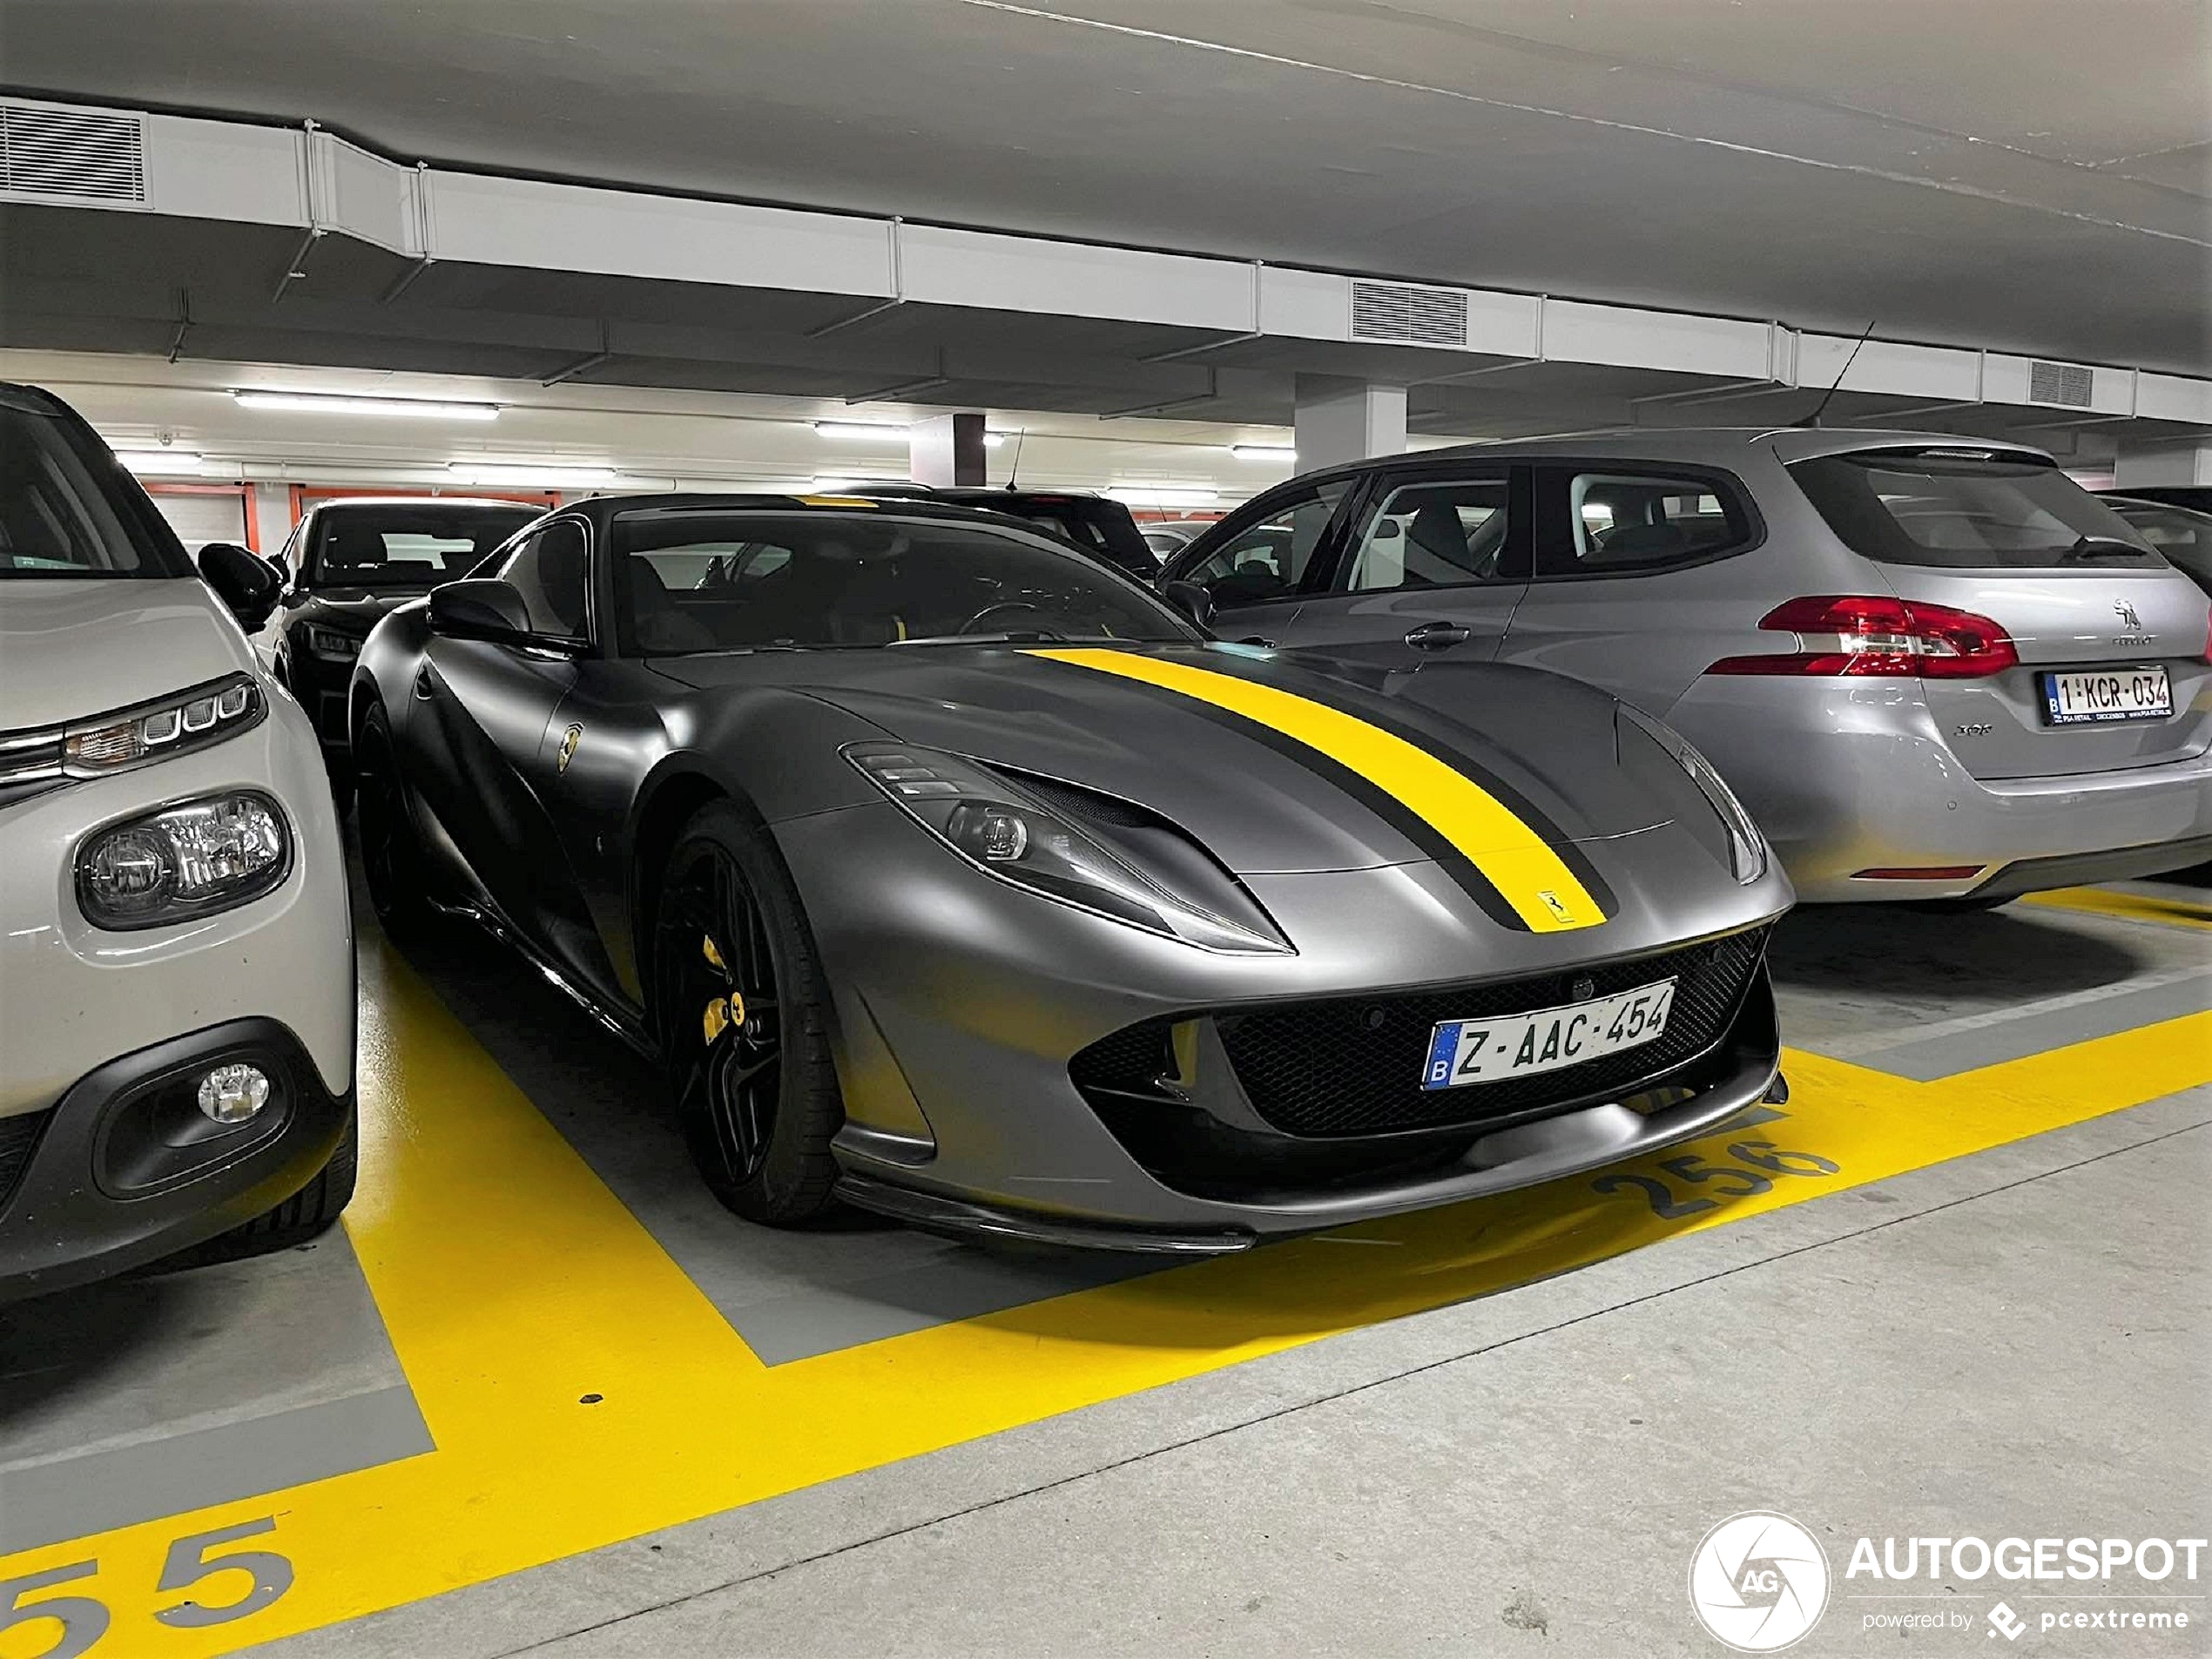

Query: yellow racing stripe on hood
left=1031, top=648, right=1604, bottom=932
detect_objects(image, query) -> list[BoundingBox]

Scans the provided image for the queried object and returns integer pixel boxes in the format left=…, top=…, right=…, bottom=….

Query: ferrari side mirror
left=1162, top=579, right=1215, bottom=629
left=427, top=578, right=536, bottom=644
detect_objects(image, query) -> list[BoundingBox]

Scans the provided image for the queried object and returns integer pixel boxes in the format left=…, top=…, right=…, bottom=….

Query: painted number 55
left=0, top=1517, right=294, bottom=1657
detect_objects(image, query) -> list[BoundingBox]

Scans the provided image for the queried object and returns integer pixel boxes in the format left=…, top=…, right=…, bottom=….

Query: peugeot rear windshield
left=0, top=405, right=192, bottom=579
left=611, top=510, right=1197, bottom=656
left=307, top=503, right=542, bottom=587
left=1788, top=448, right=2164, bottom=570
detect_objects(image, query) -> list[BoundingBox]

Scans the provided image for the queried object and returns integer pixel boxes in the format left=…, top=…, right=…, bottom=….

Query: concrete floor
left=2, top=882, right=2206, bottom=1657
left=329, top=1094, right=2205, bottom=1659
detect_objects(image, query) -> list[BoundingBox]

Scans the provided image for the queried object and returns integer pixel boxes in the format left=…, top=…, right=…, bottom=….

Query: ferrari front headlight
left=847, top=744, right=1289, bottom=954
left=1615, top=704, right=1767, bottom=885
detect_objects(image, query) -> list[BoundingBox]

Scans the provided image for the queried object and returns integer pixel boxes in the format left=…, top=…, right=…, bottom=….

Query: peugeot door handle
left=1404, top=621, right=1472, bottom=651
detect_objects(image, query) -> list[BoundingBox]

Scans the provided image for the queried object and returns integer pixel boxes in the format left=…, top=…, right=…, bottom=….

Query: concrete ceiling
left=2, top=0, right=2208, bottom=374
left=10, top=202, right=2186, bottom=471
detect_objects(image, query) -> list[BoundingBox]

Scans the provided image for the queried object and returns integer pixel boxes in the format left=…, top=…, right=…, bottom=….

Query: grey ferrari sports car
left=351, top=493, right=1792, bottom=1251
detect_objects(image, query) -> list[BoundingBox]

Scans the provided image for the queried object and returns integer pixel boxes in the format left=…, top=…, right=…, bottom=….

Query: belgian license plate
left=2040, top=665, right=2172, bottom=725
left=1420, top=978, right=1676, bottom=1093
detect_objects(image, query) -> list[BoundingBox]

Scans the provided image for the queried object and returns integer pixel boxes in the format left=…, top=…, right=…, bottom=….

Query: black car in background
left=853, top=485, right=1159, bottom=578
left=2104, top=496, right=2212, bottom=599
left=2095, top=484, right=2212, bottom=516
left=255, top=496, right=545, bottom=808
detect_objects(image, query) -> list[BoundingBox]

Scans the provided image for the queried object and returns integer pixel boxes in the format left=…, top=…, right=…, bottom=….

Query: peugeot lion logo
left=1689, top=1512, right=1831, bottom=1651
left=2114, top=599, right=2142, bottom=631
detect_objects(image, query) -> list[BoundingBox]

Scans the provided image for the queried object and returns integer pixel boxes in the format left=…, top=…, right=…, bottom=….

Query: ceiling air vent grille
left=0, top=104, right=146, bottom=205
left=1350, top=280, right=1468, bottom=348
left=2027, top=360, right=2094, bottom=409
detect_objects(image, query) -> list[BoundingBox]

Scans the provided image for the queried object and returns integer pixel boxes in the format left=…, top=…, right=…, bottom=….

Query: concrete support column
left=2114, top=438, right=2212, bottom=490
left=251, top=482, right=295, bottom=558
left=909, top=411, right=989, bottom=487
left=1293, top=375, right=1407, bottom=471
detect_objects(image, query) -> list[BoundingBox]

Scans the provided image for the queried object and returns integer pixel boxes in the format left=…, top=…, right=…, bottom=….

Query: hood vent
left=1351, top=280, right=1468, bottom=348
left=2027, top=360, right=2094, bottom=409
left=0, top=102, right=146, bottom=205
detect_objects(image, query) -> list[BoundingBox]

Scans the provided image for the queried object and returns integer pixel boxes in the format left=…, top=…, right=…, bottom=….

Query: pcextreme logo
left=1689, top=1511, right=1831, bottom=1652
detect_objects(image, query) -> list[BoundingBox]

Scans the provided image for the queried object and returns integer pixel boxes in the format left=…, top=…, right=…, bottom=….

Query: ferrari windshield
left=305, top=503, right=542, bottom=587
left=610, top=509, right=1198, bottom=655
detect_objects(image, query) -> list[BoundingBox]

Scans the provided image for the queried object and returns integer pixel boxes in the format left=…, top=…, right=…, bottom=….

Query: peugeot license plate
left=1420, top=978, right=1676, bottom=1092
left=2040, top=665, right=2172, bottom=725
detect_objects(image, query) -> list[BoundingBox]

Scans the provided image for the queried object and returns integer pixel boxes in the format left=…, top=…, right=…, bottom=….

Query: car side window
left=1339, top=475, right=1515, bottom=592
left=1546, top=470, right=1753, bottom=575
left=500, top=519, right=591, bottom=640
left=1179, top=481, right=1352, bottom=607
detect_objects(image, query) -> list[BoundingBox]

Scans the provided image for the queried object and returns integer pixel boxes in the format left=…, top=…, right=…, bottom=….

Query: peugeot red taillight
left=1705, top=596, right=2020, bottom=679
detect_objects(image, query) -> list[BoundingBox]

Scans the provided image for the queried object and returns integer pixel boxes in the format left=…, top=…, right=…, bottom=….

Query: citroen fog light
left=77, top=791, right=292, bottom=930
left=197, top=1062, right=271, bottom=1125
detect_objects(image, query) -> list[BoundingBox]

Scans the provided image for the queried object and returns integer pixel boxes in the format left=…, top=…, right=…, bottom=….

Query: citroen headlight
left=76, top=791, right=293, bottom=930
left=1615, top=705, right=1767, bottom=885
left=63, top=674, right=265, bottom=777
left=305, top=624, right=362, bottom=661
left=847, top=744, right=1289, bottom=954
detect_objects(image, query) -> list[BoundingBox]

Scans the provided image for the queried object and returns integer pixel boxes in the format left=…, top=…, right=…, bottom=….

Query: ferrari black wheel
left=354, top=699, right=433, bottom=939
left=654, top=801, right=840, bottom=1224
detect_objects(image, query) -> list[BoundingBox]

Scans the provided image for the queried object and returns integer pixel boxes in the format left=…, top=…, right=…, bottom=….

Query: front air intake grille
left=1073, top=927, right=1770, bottom=1142
left=0, top=103, right=147, bottom=205
left=1351, top=280, right=1469, bottom=347
left=0, top=1108, right=53, bottom=1216
left=2027, top=360, right=2094, bottom=409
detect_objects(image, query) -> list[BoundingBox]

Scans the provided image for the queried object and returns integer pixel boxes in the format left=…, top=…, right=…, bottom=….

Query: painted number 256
left=1590, top=1139, right=1840, bottom=1220
left=0, top=1518, right=293, bottom=1657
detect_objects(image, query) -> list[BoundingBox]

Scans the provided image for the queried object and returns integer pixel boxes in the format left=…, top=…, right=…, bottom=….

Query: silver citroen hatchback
left=1161, top=429, right=2212, bottom=904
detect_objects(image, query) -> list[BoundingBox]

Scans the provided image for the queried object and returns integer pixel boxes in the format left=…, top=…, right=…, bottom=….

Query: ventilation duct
left=2027, top=360, right=2094, bottom=409
left=0, top=102, right=146, bottom=205
left=1350, top=280, right=1469, bottom=348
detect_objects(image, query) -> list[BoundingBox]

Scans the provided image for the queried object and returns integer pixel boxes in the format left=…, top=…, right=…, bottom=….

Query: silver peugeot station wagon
left=1160, top=429, right=2212, bottom=905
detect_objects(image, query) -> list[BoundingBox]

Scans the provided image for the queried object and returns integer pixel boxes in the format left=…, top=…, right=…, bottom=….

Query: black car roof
left=551, top=490, right=1085, bottom=538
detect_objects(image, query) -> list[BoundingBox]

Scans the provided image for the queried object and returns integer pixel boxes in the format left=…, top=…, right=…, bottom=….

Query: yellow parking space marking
left=1029, top=647, right=1604, bottom=933
left=3, top=946, right=2207, bottom=1655
left=2024, top=887, right=2212, bottom=932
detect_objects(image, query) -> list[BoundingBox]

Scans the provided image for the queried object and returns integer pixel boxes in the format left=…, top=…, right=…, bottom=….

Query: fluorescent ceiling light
left=448, top=462, right=618, bottom=488
left=1229, top=445, right=1296, bottom=462
left=112, top=448, right=205, bottom=474
left=808, top=476, right=868, bottom=493
left=236, top=391, right=499, bottom=421
left=813, top=421, right=907, bottom=442
left=1106, top=486, right=1219, bottom=509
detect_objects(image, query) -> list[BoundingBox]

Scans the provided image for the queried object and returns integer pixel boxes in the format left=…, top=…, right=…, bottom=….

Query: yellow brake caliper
left=700, top=934, right=744, bottom=1044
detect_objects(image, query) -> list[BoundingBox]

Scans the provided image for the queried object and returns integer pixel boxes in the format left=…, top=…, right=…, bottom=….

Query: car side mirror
left=198, top=542, right=281, bottom=630
left=427, top=578, right=536, bottom=644
left=1162, top=579, right=1215, bottom=629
